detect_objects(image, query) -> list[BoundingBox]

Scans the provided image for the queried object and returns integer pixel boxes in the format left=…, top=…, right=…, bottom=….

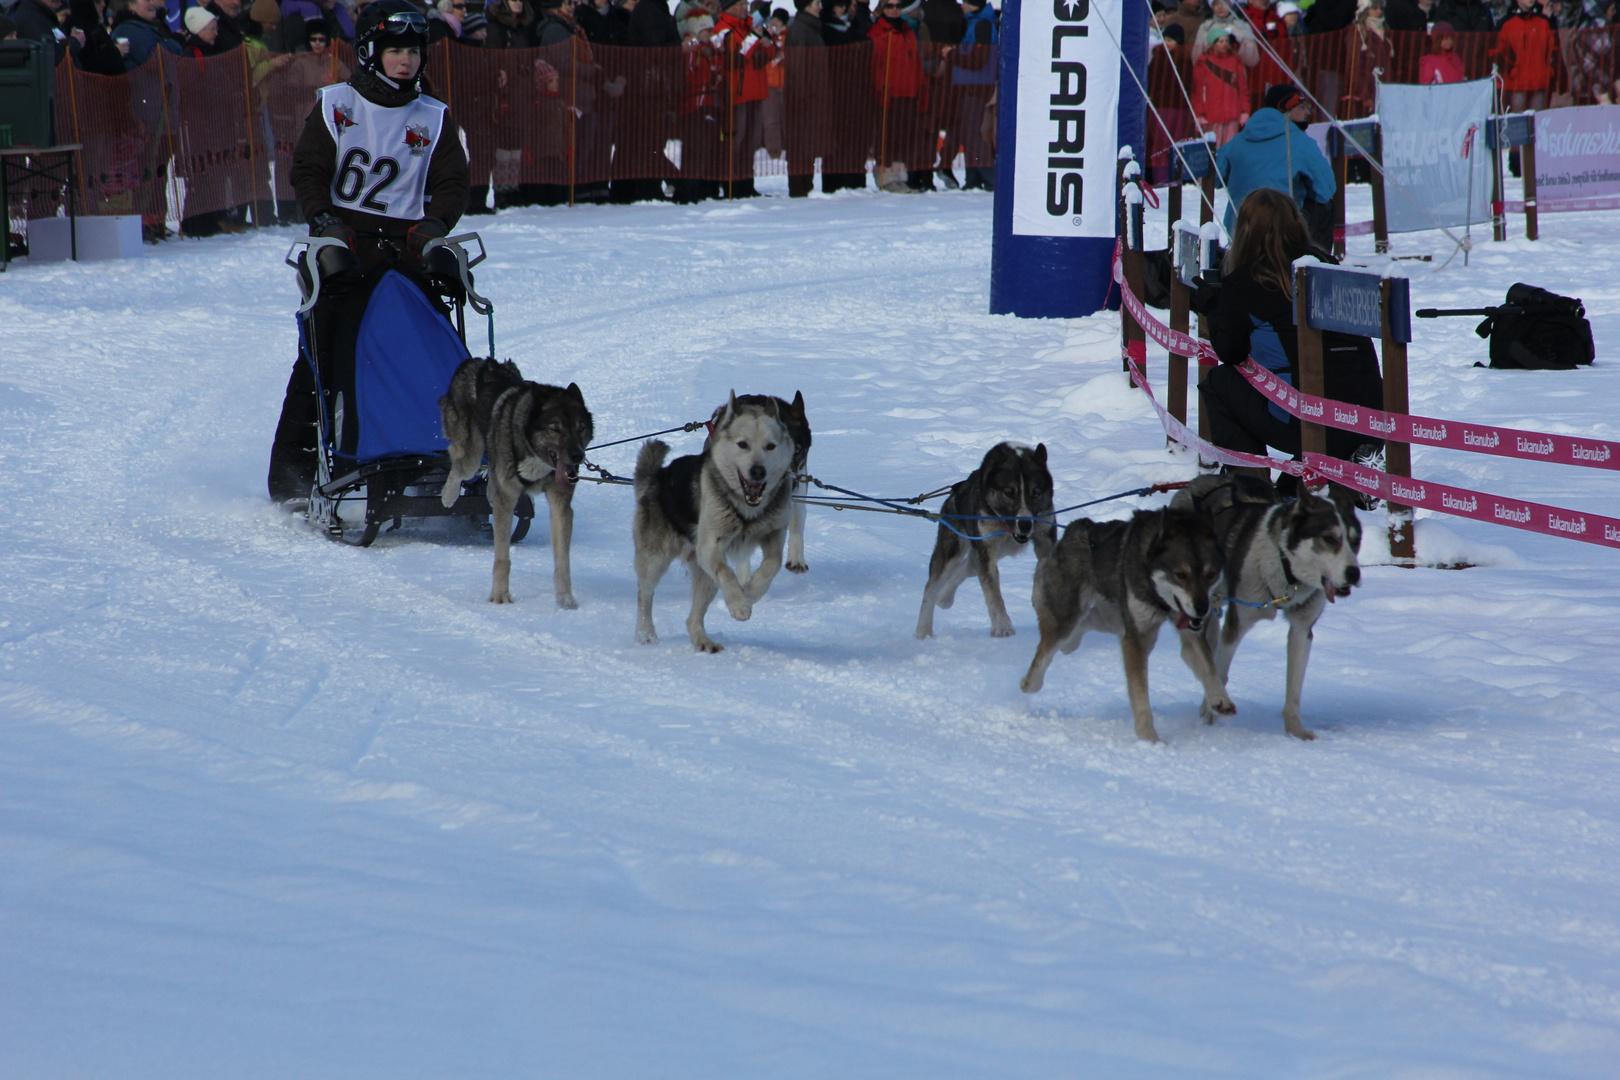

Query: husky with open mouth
left=1171, top=474, right=1362, bottom=740
left=439, top=357, right=594, bottom=607
left=633, top=392, right=800, bottom=652
left=707, top=392, right=812, bottom=574
left=1019, top=506, right=1232, bottom=743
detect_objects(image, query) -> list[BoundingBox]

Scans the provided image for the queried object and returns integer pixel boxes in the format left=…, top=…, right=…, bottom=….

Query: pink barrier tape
left=1114, top=261, right=1620, bottom=551
left=1343, top=220, right=1376, bottom=237
left=1235, top=359, right=1620, bottom=472
left=1305, top=452, right=1620, bottom=550
left=1124, top=346, right=1306, bottom=476
left=1113, top=247, right=1220, bottom=366
left=1504, top=197, right=1620, bottom=214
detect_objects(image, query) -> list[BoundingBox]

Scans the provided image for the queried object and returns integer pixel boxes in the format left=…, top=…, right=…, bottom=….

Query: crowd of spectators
left=1148, top=0, right=1620, bottom=145
left=4, top=0, right=1618, bottom=214
left=1, top=0, right=1002, bottom=203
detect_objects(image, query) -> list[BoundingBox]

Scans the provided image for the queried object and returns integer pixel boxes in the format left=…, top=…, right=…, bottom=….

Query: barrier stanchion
left=1298, top=261, right=1414, bottom=560
left=1329, top=120, right=1382, bottom=256
left=1197, top=222, right=1221, bottom=443
left=1168, top=220, right=1199, bottom=427
left=1487, top=112, right=1536, bottom=243
left=1380, top=276, right=1415, bottom=563
left=1121, top=176, right=1146, bottom=384
left=1293, top=266, right=1327, bottom=461
left=1167, top=137, right=1216, bottom=244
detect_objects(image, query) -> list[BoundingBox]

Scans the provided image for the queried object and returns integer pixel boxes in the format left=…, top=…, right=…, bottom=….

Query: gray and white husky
left=633, top=392, right=800, bottom=652
left=438, top=358, right=594, bottom=607
left=708, top=392, right=812, bottom=574
left=1020, top=506, right=1233, bottom=743
left=1171, top=474, right=1362, bottom=740
left=915, top=442, right=1057, bottom=639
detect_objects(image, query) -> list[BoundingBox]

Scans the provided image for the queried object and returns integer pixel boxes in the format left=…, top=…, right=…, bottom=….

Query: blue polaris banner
left=990, top=0, right=1147, bottom=319
left=1304, top=266, right=1411, bottom=343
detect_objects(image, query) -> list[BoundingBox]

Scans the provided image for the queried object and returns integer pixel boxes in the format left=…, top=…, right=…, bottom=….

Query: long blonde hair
left=1224, top=188, right=1312, bottom=299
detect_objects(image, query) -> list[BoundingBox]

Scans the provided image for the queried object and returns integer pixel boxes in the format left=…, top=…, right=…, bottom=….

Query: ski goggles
left=375, top=10, right=429, bottom=35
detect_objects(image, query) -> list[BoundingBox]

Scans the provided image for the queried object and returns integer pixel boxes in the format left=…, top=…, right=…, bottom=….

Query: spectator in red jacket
left=1494, top=0, right=1559, bottom=111
left=714, top=0, right=776, bottom=196
left=869, top=0, right=927, bottom=192
left=1417, top=20, right=1466, bottom=83
left=1193, top=30, right=1249, bottom=145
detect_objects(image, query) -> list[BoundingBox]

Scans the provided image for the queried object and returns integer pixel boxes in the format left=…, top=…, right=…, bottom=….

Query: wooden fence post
left=1381, top=276, right=1415, bottom=564
left=1522, top=114, right=1539, bottom=242
left=1369, top=127, right=1388, bottom=256
left=1167, top=221, right=1193, bottom=428
left=1294, top=266, right=1326, bottom=460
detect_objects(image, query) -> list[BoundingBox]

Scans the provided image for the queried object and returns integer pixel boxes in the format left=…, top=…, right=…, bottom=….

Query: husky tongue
left=1176, top=611, right=1192, bottom=631
left=1323, top=575, right=1337, bottom=603
left=555, top=457, right=573, bottom=491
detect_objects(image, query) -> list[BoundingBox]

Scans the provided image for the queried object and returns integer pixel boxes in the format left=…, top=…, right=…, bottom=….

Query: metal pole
left=1523, top=112, right=1539, bottom=241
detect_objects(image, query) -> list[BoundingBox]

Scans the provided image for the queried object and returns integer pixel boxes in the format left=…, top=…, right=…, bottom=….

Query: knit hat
left=460, top=10, right=488, bottom=31
left=1274, top=1, right=1300, bottom=13
left=183, top=5, right=217, bottom=32
left=1160, top=21, right=1184, bottom=41
left=1262, top=82, right=1305, bottom=111
left=250, top=0, right=280, bottom=25
left=1429, top=18, right=1454, bottom=31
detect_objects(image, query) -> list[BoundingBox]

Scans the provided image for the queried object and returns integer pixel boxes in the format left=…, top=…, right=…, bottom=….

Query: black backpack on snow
left=1473, top=284, right=1595, bottom=370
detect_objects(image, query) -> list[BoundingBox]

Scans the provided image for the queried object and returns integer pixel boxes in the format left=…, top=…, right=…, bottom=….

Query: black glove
left=405, top=217, right=448, bottom=262
left=1190, top=273, right=1223, bottom=317
left=310, top=211, right=355, bottom=250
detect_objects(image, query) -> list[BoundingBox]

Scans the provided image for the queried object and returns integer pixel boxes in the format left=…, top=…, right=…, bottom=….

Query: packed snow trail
left=2, top=188, right=1619, bottom=1078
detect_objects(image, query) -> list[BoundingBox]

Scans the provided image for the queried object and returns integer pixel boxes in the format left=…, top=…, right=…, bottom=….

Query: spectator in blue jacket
left=1214, top=83, right=1334, bottom=237
left=949, top=0, right=996, bottom=191
left=110, top=0, right=182, bottom=68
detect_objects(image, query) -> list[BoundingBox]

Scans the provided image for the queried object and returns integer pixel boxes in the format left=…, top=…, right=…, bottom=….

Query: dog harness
left=319, top=85, right=448, bottom=221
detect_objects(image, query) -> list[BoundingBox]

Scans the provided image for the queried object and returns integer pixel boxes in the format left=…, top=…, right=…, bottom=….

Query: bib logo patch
left=332, top=105, right=357, bottom=132
left=404, top=124, right=432, bottom=156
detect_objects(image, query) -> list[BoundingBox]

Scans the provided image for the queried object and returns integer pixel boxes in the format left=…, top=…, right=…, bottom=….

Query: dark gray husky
left=915, top=442, right=1057, bottom=639
left=438, top=358, right=594, bottom=607
left=1171, top=474, right=1363, bottom=740
left=1020, top=507, right=1232, bottom=743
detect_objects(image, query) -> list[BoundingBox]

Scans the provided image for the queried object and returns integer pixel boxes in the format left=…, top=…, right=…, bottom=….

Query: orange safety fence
left=13, top=27, right=1620, bottom=226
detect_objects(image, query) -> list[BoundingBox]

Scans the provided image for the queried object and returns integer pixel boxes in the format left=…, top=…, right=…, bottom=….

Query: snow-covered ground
left=3, top=183, right=1619, bottom=1079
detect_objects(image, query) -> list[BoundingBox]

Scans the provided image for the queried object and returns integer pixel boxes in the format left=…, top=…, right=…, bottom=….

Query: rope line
left=585, top=420, right=709, bottom=453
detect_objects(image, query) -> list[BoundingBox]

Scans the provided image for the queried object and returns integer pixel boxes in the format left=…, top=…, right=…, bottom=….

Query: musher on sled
left=267, top=0, right=470, bottom=503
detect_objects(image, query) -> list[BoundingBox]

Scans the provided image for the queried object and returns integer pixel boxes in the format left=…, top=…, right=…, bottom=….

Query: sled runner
left=284, top=233, right=533, bottom=547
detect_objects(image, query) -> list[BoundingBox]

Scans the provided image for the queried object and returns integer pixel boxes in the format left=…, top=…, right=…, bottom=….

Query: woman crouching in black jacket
left=1199, top=187, right=1383, bottom=495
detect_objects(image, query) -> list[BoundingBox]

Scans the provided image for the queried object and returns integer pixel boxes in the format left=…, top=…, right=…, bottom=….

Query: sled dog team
left=439, top=358, right=1364, bottom=742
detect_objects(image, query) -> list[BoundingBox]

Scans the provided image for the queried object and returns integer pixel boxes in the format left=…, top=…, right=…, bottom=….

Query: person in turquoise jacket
left=1214, top=83, right=1335, bottom=237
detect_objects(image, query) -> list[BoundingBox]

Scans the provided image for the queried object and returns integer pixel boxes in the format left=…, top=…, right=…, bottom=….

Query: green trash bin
left=0, top=42, right=55, bottom=149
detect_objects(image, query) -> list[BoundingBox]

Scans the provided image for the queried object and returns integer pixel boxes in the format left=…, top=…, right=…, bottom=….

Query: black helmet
left=355, top=0, right=429, bottom=73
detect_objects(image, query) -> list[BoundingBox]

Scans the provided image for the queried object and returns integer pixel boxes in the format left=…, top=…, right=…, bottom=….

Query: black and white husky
left=708, top=392, right=812, bottom=573
left=915, top=442, right=1057, bottom=639
left=633, top=392, right=801, bottom=652
left=1171, top=474, right=1362, bottom=740
left=438, top=358, right=594, bottom=607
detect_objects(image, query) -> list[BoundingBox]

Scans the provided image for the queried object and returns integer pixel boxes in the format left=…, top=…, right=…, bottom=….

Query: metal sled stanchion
left=283, top=232, right=534, bottom=548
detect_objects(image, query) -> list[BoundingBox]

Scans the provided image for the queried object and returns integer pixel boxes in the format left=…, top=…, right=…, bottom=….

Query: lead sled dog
left=1171, top=474, right=1362, bottom=740
left=915, top=442, right=1056, bottom=639
left=1020, top=506, right=1233, bottom=743
left=707, top=392, right=812, bottom=574
left=438, top=358, right=594, bottom=607
left=634, top=392, right=800, bottom=652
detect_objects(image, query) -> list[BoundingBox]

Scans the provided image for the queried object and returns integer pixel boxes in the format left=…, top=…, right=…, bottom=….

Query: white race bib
left=318, top=85, right=448, bottom=220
